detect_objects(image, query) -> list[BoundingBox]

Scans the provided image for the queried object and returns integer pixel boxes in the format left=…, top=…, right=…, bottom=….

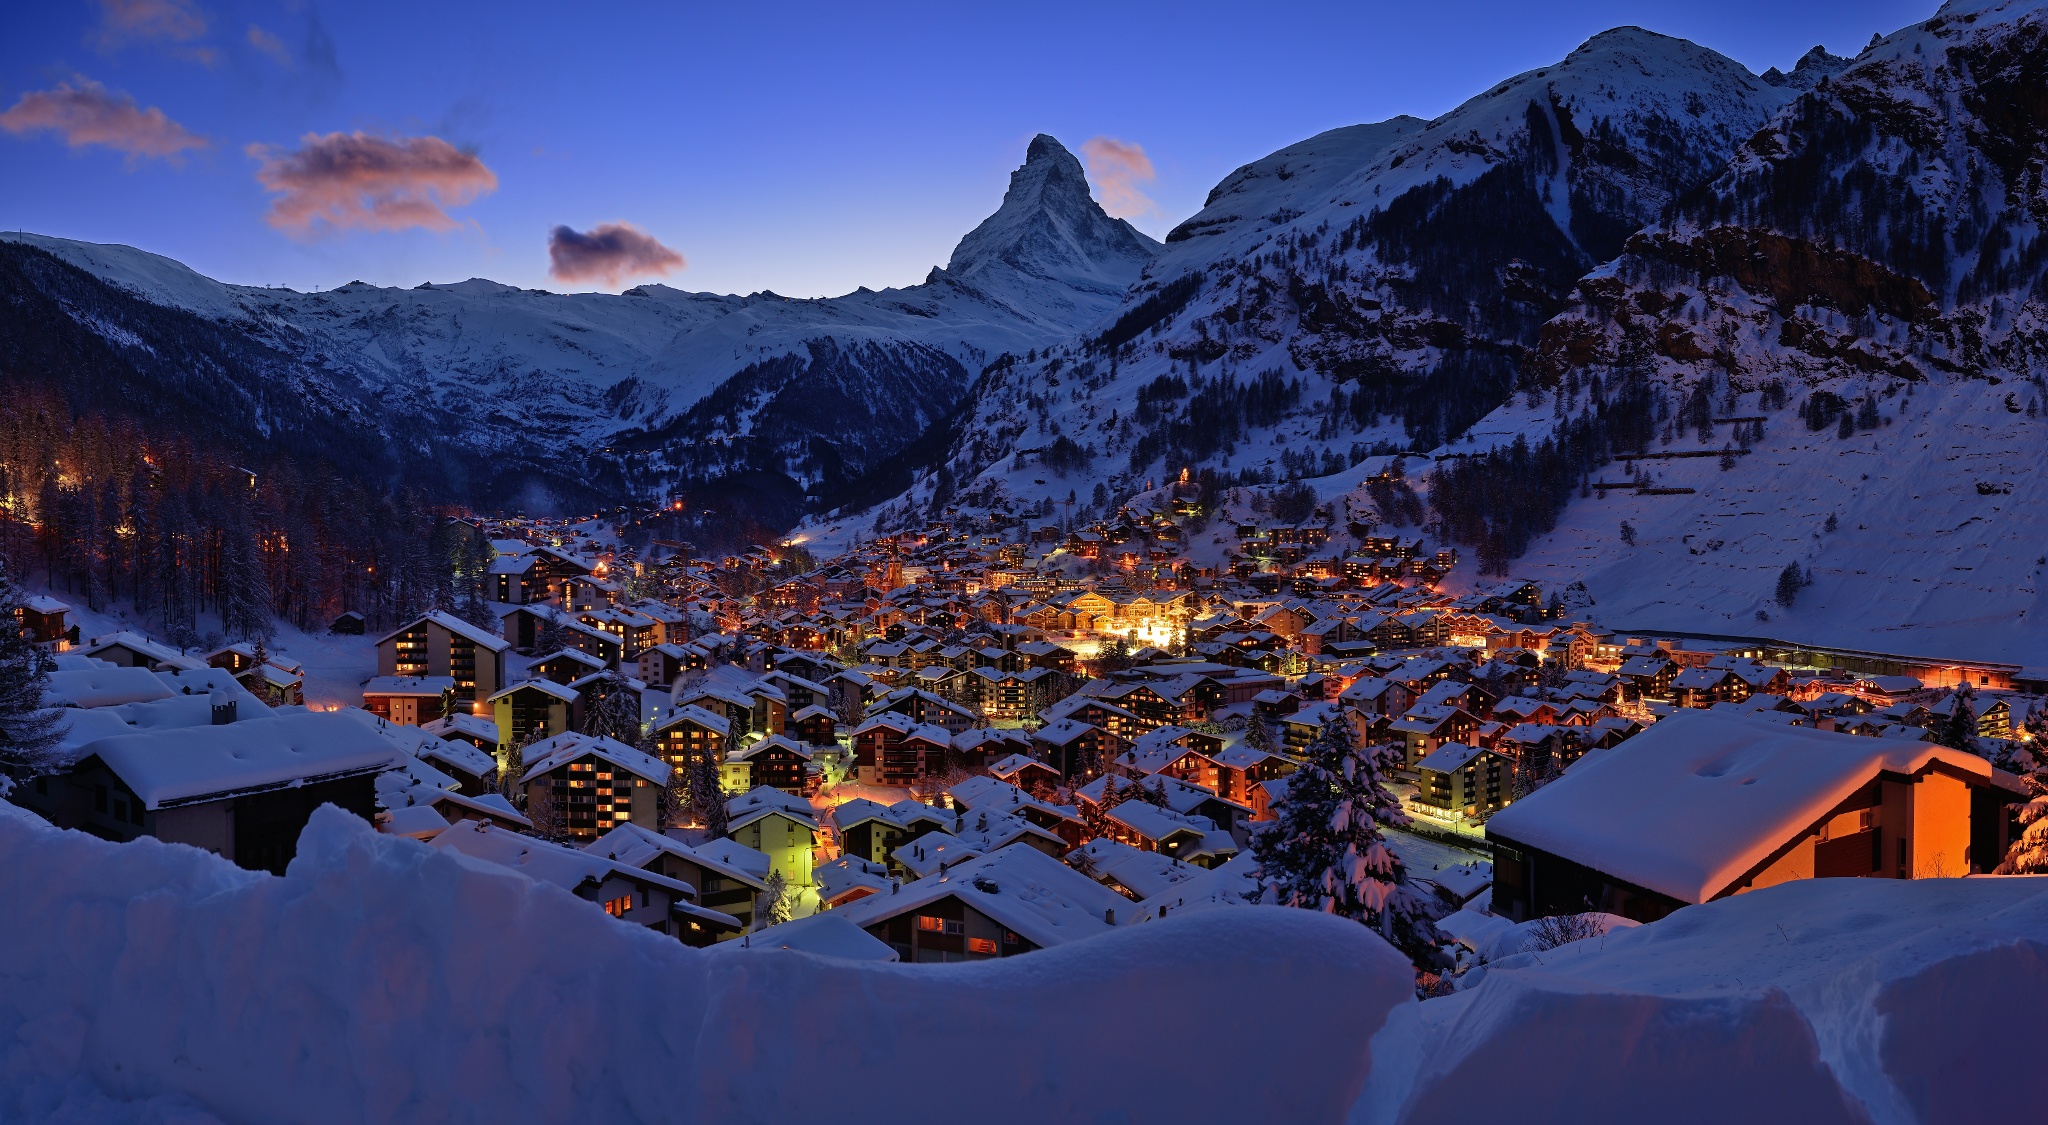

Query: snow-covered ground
left=0, top=805, right=1406, bottom=1124
left=2, top=799, right=2041, bottom=1123
left=1499, top=380, right=2048, bottom=667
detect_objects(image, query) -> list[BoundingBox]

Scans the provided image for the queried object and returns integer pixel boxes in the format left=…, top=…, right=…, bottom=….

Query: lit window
left=967, top=937, right=998, bottom=955
left=603, top=895, right=632, bottom=917
left=917, top=915, right=944, bottom=932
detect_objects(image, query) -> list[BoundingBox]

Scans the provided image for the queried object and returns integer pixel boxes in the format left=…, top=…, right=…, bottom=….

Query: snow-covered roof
left=1068, top=837, right=1199, bottom=899
left=1486, top=711, right=1995, bottom=904
left=725, top=785, right=819, bottom=832
left=892, top=832, right=984, bottom=879
left=80, top=712, right=408, bottom=810
left=363, top=675, right=456, bottom=697
left=517, top=732, right=669, bottom=786
left=583, top=822, right=768, bottom=890
left=835, top=842, right=1129, bottom=949
left=81, top=631, right=182, bottom=665
left=707, top=912, right=898, bottom=961
left=377, top=611, right=511, bottom=653
left=44, top=667, right=175, bottom=708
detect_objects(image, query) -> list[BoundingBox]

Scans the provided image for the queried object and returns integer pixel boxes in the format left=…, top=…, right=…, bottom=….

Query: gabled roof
left=1487, top=710, right=1996, bottom=904
left=835, top=843, right=1129, bottom=949
left=517, top=731, right=669, bottom=785
left=654, top=704, right=731, bottom=737
left=725, top=785, right=819, bottom=832
left=81, top=712, right=405, bottom=810
left=731, top=733, right=811, bottom=762
left=377, top=610, right=511, bottom=653
left=583, top=822, right=767, bottom=890
left=429, top=819, right=736, bottom=935
left=488, top=678, right=578, bottom=704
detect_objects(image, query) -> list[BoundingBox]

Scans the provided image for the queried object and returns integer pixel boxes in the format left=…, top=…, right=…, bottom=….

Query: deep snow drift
left=0, top=806, right=1406, bottom=1124
left=2, top=802, right=2043, bottom=1124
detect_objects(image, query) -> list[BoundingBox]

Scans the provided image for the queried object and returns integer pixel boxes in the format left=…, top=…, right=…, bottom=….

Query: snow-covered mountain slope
left=825, top=27, right=1799, bottom=539
left=0, top=135, right=1154, bottom=517
left=1455, top=0, right=2048, bottom=664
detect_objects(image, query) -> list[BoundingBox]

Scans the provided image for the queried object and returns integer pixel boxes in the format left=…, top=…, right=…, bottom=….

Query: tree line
left=0, top=386, right=484, bottom=645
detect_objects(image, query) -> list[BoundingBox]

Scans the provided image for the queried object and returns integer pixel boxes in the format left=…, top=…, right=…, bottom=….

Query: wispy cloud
left=92, top=0, right=217, bottom=64
left=247, top=132, right=497, bottom=234
left=247, top=24, right=291, bottom=65
left=548, top=222, right=685, bottom=288
left=1080, top=136, right=1157, bottom=219
left=0, top=77, right=209, bottom=162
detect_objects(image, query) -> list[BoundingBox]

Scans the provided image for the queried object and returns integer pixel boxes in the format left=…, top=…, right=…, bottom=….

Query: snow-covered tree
left=525, top=778, right=566, bottom=841
left=1994, top=737, right=2048, bottom=874
left=1250, top=716, right=1441, bottom=965
left=1774, top=562, right=1806, bottom=608
left=1242, top=713, right=1279, bottom=755
left=579, top=673, right=641, bottom=743
left=1245, top=713, right=1441, bottom=959
left=1933, top=686, right=1979, bottom=754
left=0, top=573, right=63, bottom=780
left=533, top=611, right=572, bottom=657
left=757, top=870, right=793, bottom=929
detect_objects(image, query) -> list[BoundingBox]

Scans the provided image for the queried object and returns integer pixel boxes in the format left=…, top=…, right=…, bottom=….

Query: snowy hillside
left=1468, top=0, right=2048, bottom=665
left=826, top=27, right=1798, bottom=540
left=0, top=135, right=1154, bottom=516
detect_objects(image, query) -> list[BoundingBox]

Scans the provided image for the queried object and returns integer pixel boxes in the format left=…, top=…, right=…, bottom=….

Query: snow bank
left=0, top=806, right=1410, bottom=1125
left=1354, top=876, right=2048, bottom=1125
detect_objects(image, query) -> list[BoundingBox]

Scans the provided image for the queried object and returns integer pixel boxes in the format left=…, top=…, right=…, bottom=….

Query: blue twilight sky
left=0, top=0, right=1933, bottom=298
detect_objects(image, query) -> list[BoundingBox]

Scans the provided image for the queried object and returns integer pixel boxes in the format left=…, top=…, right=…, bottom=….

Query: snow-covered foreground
left=1, top=803, right=2040, bottom=1124
left=1359, top=877, right=2047, bottom=1125
left=0, top=806, right=1405, bottom=1124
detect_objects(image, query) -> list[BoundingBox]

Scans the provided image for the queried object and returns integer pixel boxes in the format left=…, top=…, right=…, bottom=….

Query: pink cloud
left=1080, top=136, right=1157, bottom=218
left=0, top=77, right=209, bottom=161
left=548, top=222, right=685, bottom=287
left=93, top=0, right=216, bottom=63
left=247, top=132, right=498, bottom=234
left=246, top=24, right=290, bottom=65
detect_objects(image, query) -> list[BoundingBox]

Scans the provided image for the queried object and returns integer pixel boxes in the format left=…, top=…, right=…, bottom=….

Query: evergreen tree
left=580, top=673, right=642, bottom=743
left=1775, top=562, right=1805, bottom=608
left=1994, top=737, right=2048, bottom=874
left=1242, top=713, right=1279, bottom=756
left=1250, top=717, right=1441, bottom=965
left=0, top=571, right=63, bottom=779
left=248, top=635, right=283, bottom=706
left=525, top=777, right=566, bottom=841
left=534, top=611, right=573, bottom=657
left=1933, top=686, right=1979, bottom=754
left=757, top=870, right=793, bottom=929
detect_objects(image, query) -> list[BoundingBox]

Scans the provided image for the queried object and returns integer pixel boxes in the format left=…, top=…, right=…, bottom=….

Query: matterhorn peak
left=944, top=133, right=1159, bottom=298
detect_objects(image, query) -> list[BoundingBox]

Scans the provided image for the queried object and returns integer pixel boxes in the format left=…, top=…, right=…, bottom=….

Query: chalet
left=16, top=594, right=71, bottom=646
left=1388, top=704, right=1481, bottom=766
left=1617, top=654, right=1681, bottom=699
left=362, top=675, right=456, bottom=726
left=1095, top=796, right=1237, bottom=868
left=727, top=733, right=812, bottom=795
left=1065, top=837, right=1202, bottom=901
left=20, top=712, right=403, bottom=874
left=379, top=789, right=532, bottom=837
left=329, top=611, right=366, bottom=635
left=430, top=819, right=739, bottom=945
left=78, top=631, right=183, bottom=670
left=947, top=775, right=1087, bottom=848
left=1032, top=718, right=1124, bottom=781
left=489, top=553, right=540, bottom=604
left=851, top=713, right=954, bottom=787
left=411, top=720, right=500, bottom=794
left=488, top=679, right=578, bottom=747
left=989, top=753, right=1063, bottom=794
left=375, top=611, right=509, bottom=704
left=517, top=732, right=670, bottom=842
left=866, top=686, right=980, bottom=733
left=835, top=844, right=1127, bottom=962
left=651, top=705, right=732, bottom=773
left=586, top=822, right=768, bottom=934
left=531, top=648, right=607, bottom=684
left=831, top=798, right=917, bottom=868
left=724, top=786, right=819, bottom=888
left=788, top=704, right=838, bottom=748
left=1487, top=711, right=2026, bottom=924
left=1670, top=667, right=1750, bottom=709
left=1415, top=742, right=1511, bottom=818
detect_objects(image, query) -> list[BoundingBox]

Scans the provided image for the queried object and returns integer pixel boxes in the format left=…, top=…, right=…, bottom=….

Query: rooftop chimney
left=209, top=691, right=236, bottom=726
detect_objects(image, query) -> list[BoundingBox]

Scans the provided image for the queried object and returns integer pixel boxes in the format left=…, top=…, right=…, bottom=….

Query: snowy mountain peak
left=943, top=134, right=1160, bottom=297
